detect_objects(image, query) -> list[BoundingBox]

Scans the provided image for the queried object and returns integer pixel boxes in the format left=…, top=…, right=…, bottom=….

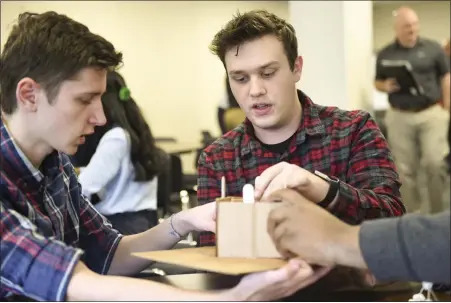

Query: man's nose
left=249, top=76, right=266, bottom=98
left=89, top=101, right=107, bottom=126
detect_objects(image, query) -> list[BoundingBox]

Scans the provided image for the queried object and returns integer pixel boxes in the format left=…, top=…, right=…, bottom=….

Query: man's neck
left=3, top=114, right=52, bottom=168
left=397, top=37, right=417, bottom=48
left=254, top=97, right=302, bottom=145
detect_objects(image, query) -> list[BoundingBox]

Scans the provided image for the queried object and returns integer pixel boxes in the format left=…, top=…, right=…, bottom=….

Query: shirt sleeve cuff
left=99, top=233, right=123, bottom=275
left=24, top=244, right=84, bottom=301
left=326, top=181, right=358, bottom=222
left=359, top=218, right=412, bottom=282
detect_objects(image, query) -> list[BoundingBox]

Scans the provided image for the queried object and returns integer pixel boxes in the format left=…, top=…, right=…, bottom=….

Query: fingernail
left=290, top=259, right=302, bottom=270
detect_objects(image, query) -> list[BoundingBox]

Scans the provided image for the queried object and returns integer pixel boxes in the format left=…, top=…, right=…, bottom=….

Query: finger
left=205, top=221, right=216, bottom=233
left=269, top=188, right=302, bottom=204
left=277, top=259, right=314, bottom=296
left=271, top=220, right=290, bottom=247
left=267, top=203, right=291, bottom=235
left=271, top=222, right=295, bottom=259
left=261, top=177, right=285, bottom=200
left=254, top=164, right=285, bottom=199
left=299, top=265, right=333, bottom=288
left=267, top=208, right=278, bottom=240
left=268, top=188, right=308, bottom=206
left=281, top=263, right=331, bottom=293
left=282, top=265, right=333, bottom=298
left=245, top=260, right=305, bottom=301
left=268, top=210, right=296, bottom=259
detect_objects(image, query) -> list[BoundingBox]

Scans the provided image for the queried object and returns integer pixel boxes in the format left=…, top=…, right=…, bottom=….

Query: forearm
left=197, top=199, right=217, bottom=247
left=68, top=261, right=229, bottom=301
left=299, top=176, right=405, bottom=223
left=108, top=212, right=191, bottom=275
left=359, top=211, right=451, bottom=284
left=441, top=73, right=450, bottom=109
left=332, top=225, right=368, bottom=270
left=331, top=181, right=405, bottom=223
left=297, top=173, right=330, bottom=204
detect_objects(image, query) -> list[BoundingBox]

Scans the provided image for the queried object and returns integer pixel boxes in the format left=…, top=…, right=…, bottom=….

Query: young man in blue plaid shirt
left=0, top=11, right=329, bottom=302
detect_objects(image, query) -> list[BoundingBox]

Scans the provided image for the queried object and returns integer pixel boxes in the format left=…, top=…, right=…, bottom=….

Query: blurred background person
left=76, top=71, right=163, bottom=235
left=444, top=38, right=450, bottom=68
left=374, top=6, right=450, bottom=214
left=217, top=75, right=245, bottom=134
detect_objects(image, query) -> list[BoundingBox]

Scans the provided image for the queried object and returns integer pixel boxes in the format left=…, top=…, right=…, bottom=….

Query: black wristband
left=314, top=171, right=340, bottom=208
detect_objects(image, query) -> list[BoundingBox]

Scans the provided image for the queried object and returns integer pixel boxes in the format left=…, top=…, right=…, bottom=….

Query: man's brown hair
left=209, top=10, right=298, bottom=70
left=0, top=11, right=123, bottom=114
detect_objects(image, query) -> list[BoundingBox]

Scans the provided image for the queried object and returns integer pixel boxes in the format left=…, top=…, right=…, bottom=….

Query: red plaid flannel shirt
left=197, top=90, right=405, bottom=247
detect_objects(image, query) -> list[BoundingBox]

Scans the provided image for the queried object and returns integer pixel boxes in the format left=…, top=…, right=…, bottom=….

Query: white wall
left=289, top=1, right=373, bottom=112
left=344, top=1, right=374, bottom=111
left=1, top=1, right=289, bottom=173
left=1, top=1, right=289, bottom=140
left=289, top=2, right=348, bottom=109
left=373, top=1, right=450, bottom=51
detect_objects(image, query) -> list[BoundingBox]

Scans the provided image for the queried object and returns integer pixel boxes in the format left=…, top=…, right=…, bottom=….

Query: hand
left=174, top=202, right=217, bottom=235
left=384, top=78, right=400, bottom=93
left=266, top=188, right=361, bottom=267
left=254, top=162, right=313, bottom=201
left=228, top=259, right=332, bottom=301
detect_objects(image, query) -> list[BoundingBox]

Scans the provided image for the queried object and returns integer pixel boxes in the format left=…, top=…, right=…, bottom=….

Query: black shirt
left=375, top=38, right=449, bottom=111
left=259, top=134, right=294, bottom=155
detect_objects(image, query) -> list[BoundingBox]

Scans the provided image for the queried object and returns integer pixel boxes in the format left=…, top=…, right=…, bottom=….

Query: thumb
left=204, top=220, right=216, bottom=233
left=254, top=176, right=264, bottom=200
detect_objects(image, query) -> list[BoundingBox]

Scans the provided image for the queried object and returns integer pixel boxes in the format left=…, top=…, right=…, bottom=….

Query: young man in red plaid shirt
left=1, top=11, right=331, bottom=302
left=197, top=10, right=406, bottom=247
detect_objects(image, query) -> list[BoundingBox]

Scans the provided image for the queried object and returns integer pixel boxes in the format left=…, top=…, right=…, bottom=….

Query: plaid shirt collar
left=240, top=89, right=326, bottom=156
left=1, top=118, right=61, bottom=191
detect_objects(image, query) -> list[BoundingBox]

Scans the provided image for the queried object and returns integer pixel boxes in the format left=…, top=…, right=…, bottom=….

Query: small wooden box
left=216, top=197, right=281, bottom=259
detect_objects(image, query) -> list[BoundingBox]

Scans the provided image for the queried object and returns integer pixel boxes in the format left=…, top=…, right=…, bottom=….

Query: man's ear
left=16, top=77, right=41, bottom=112
left=293, top=56, right=303, bottom=82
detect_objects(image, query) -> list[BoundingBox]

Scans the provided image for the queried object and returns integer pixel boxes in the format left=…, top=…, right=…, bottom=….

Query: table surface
left=138, top=272, right=451, bottom=302
left=156, top=141, right=201, bottom=155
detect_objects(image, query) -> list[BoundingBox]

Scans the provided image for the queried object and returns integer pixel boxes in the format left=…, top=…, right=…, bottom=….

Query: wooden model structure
left=215, top=178, right=282, bottom=259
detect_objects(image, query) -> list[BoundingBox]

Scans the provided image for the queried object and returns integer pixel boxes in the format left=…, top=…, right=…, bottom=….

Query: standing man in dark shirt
left=375, top=6, right=450, bottom=214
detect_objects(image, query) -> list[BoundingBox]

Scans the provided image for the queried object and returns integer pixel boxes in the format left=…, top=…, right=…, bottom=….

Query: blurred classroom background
left=1, top=1, right=449, bottom=218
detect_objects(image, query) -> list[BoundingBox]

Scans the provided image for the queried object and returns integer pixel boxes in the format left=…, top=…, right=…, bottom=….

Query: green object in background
left=119, top=87, right=131, bottom=101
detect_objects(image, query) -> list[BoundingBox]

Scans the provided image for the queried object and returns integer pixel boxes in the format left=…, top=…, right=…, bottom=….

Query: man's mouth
left=251, top=103, right=273, bottom=116
left=252, top=103, right=272, bottom=109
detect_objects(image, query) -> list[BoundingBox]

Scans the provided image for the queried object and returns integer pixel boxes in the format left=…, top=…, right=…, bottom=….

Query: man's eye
left=79, top=98, right=93, bottom=105
left=262, top=71, right=275, bottom=78
left=233, top=77, right=247, bottom=83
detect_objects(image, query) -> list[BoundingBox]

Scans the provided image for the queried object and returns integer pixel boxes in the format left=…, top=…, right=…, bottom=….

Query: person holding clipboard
left=374, top=6, right=450, bottom=215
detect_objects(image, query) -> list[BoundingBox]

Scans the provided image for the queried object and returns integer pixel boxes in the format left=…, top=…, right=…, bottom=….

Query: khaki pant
left=385, top=104, right=450, bottom=214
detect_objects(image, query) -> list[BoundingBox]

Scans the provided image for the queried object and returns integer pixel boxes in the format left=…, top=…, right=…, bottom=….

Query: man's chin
left=60, top=144, right=79, bottom=156
left=251, top=118, right=280, bottom=131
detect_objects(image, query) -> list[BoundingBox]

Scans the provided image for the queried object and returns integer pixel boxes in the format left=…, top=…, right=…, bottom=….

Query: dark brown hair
left=0, top=11, right=123, bottom=114
left=209, top=10, right=298, bottom=70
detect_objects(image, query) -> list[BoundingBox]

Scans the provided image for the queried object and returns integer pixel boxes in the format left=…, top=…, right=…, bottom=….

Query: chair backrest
left=156, top=148, right=171, bottom=216
left=169, top=154, right=184, bottom=193
left=155, top=137, right=177, bottom=143
left=224, top=108, right=246, bottom=132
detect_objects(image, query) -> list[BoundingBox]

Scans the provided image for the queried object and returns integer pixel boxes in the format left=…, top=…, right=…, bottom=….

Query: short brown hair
left=0, top=11, right=123, bottom=114
left=209, top=10, right=298, bottom=70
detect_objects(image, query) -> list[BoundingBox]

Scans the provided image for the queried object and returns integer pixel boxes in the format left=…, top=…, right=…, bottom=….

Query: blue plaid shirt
left=0, top=119, right=123, bottom=301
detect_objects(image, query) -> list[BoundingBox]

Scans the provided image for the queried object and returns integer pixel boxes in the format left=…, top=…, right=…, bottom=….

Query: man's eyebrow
left=77, top=91, right=103, bottom=97
left=229, top=61, right=279, bottom=75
